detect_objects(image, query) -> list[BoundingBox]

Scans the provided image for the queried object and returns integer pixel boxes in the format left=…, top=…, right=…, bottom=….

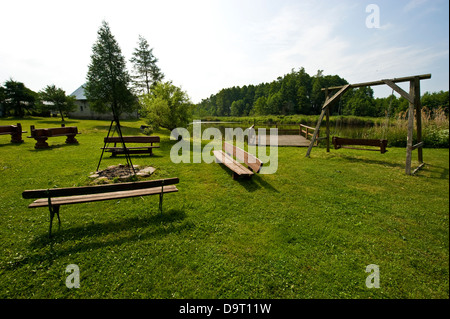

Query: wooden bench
left=0, top=123, right=25, bottom=144
left=22, top=177, right=179, bottom=237
left=332, top=136, right=388, bottom=154
left=102, top=136, right=160, bottom=157
left=213, top=142, right=263, bottom=180
left=28, top=124, right=80, bottom=149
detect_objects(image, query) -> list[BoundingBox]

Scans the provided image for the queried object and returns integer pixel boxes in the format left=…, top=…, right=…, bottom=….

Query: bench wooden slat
left=22, top=177, right=180, bottom=199
left=213, top=150, right=254, bottom=176
left=28, top=185, right=178, bottom=208
left=102, top=146, right=160, bottom=150
left=104, top=136, right=160, bottom=143
left=223, top=142, right=263, bottom=173
left=332, top=136, right=388, bottom=154
left=47, top=127, right=78, bottom=136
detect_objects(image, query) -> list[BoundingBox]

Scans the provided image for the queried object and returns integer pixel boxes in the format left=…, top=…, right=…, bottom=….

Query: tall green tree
left=38, top=84, right=76, bottom=121
left=130, top=35, right=164, bottom=95
left=343, top=86, right=377, bottom=116
left=85, top=20, right=136, bottom=118
left=0, top=86, right=5, bottom=117
left=2, top=79, right=36, bottom=117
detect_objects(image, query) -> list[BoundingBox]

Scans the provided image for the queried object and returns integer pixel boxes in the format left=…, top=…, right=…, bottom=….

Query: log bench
left=22, top=177, right=179, bottom=237
left=102, top=136, right=160, bottom=157
left=28, top=124, right=80, bottom=149
left=0, top=123, right=25, bottom=143
left=213, top=142, right=263, bottom=180
left=332, top=136, right=388, bottom=154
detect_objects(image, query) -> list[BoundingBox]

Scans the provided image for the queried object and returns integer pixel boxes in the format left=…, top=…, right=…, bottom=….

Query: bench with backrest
left=213, top=142, right=263, bottom=180
left=22, top=177, right=179, bottom=237
left=0, top=123, right=25, bottom=144
left=102, top=136, right=160, bottom=157
left=332, top=136, right=388, bottom=154
left=28, top=124, right=80, bottom=149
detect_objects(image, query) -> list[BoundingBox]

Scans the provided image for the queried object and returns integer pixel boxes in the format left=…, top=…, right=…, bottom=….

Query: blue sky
left=0, top=0, right=448, bottom=103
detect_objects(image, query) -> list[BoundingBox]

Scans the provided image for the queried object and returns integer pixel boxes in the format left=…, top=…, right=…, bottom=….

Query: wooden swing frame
left=305, top=74, right=431, bottom=175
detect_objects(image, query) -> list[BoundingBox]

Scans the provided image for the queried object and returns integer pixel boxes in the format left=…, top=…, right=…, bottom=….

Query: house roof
left=70, top=84, right=87, bottom=100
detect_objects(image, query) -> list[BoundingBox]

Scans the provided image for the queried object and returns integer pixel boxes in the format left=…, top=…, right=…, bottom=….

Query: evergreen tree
left=85, top=21, right=136, bottom=118
left=130, top=35, right=164, bottom=95
left=2, top=79, right=36, bottom=117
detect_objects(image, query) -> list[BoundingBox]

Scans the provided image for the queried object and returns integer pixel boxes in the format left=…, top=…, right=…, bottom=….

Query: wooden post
left=405, top=80, right=416, bottom=175
left=306, top=84, right=349, bottom=157
left=11, top=123, right=24, bottom=143
left=414, top=77, right=423, bottom=164
left=325, top=88, right=330, bottom=152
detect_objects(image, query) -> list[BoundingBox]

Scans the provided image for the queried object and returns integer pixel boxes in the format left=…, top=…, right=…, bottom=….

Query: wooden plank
left=332, top=137, right=387, bottom=153
left=413, top=77, right=423, bottom=163
left=0, top=126, right=14, bottom=134
left=47, top=127, right=78, bottom=136
left=22, top=177, right=180, bottom=199
left=223, top=142, right=263, bottom=173
left=105, top=136, right=160, bottom=143
left=107, top=149, right=154, bottom=155
left=306, top=107, right=327, bottom=157
left=412, top=163, right=425, bottom=175
left=405, top=80, right=416, bottom=175
left=28, top=185, right=178, bottom=208
left=411, top=141, right=424, bottom=150
left=321, top=84, right=350, bottom=110
left=103, top=146, right=160, bottom=150
left=382, top=80, right=414, bottom=104
left=332, top=137, right=387, bottom=147
left=322, top=74, right=431, bottom=91
left=213, top=150, right=254, bottom=176
left=250, top=135, right=311, bottom=147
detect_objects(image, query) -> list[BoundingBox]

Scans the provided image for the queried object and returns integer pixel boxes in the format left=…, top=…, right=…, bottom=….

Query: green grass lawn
left=0, top=117, right=448, bottom=299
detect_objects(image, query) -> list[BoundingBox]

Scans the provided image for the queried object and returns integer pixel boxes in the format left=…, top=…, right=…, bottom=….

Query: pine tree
left=85, top=21, right=136, bottom=117
left=130, top=35, right=164, bottom=95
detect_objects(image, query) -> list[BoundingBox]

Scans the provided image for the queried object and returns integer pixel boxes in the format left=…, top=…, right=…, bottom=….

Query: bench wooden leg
left=65, top=135, right=78, bottom=144
left=11, top=132, right=23, bottom=143
left=48, top=205, right=61, bottom=237
left=34, top=137, right=49, bottom=149
left=159, top=192, right=163, bottom=214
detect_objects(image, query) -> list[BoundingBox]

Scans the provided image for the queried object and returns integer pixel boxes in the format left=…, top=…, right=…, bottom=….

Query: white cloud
left=404, top=0, right=429, bottom=12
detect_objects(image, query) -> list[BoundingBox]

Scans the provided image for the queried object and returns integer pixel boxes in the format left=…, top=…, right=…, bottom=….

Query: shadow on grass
left=35, top=120, right=80, bottom=126
left=0, top=142, right=25, bottom=148
left=418, top=164, right=449, bottom=180
left=336, top=154, right=406, bottom=170
left=26, top=142, right=81, bottom=151
left=215, top=166, right=279, bottom=192
left=5, top=209, right=190, bottom=270
left=236, top=174, right=279, bottom=193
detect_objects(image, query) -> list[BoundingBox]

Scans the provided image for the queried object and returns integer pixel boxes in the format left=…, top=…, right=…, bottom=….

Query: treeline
left=194, top=68, right=449, bottom=118
left=0, top=79, right=76, bottom=121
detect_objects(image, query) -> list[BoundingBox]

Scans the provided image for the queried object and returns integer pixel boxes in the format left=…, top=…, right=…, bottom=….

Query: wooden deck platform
left=249, top=135, right=312, bottom=147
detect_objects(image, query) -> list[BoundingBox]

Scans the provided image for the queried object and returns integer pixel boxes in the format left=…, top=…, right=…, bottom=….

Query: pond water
left=187, top=120, right=378, bottom=139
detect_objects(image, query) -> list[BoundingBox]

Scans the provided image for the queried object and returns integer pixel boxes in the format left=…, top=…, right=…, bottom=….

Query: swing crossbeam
left=332, top=136, right=388, bottom=154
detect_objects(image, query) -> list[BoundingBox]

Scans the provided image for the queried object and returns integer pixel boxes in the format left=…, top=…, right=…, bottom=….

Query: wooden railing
left=300, top=124, right=319, bottom=145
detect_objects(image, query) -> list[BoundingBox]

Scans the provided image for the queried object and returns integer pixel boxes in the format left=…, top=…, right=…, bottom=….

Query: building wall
left=69, top=100, right=138, bottom=120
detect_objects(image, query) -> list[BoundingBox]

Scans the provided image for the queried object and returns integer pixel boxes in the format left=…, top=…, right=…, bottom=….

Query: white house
left=69, top=84, right=138, bottom=120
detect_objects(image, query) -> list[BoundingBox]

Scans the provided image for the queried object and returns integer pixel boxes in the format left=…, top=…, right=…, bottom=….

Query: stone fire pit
left=89, top=164, right=155, bottom=183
